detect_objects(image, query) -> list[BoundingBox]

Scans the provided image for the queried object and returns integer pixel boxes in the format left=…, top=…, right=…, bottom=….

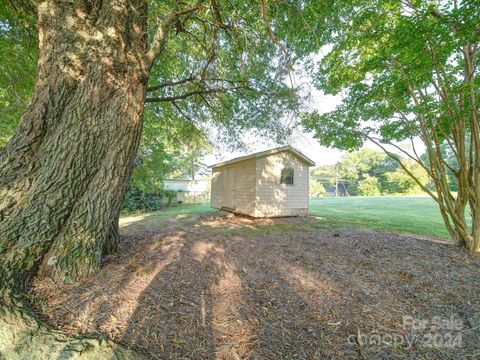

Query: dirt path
left=33, top=212, right=480, bottom=359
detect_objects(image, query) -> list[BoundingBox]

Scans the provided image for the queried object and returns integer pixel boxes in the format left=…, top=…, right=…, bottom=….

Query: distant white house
left=163, top=179, right=210, bottom=203
left=209, top=146, right=315, bottom=217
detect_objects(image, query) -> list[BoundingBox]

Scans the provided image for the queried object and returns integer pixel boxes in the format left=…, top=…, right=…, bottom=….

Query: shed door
left=223, top=167, right=235, bottom=209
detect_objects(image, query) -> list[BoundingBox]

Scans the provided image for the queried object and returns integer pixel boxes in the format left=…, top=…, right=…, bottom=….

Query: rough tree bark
left=0, top=0, right=151, bottom=297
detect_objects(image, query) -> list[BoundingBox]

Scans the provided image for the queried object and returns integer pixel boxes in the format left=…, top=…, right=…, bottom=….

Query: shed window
left=280, top=167, right=294, bottom=185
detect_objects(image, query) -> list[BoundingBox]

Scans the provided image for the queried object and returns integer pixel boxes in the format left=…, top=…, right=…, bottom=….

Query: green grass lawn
left=121, top=197, right=460, bottom=240
left=309, top=196, right=458, bottom=239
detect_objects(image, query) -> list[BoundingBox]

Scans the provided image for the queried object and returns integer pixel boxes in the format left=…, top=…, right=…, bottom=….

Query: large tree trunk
left=0, top=0, right=149, bottom=297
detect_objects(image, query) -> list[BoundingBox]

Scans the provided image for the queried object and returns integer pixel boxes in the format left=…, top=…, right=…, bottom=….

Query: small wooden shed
left=210, top=146, right=315, bottom=217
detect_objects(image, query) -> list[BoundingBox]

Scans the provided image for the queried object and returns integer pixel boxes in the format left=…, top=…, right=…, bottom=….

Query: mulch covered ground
left=32, top=211, right=480, bottom=359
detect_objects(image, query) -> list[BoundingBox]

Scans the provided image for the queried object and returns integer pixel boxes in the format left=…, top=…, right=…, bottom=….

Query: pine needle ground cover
left=31, top=205, right=480, bottom=359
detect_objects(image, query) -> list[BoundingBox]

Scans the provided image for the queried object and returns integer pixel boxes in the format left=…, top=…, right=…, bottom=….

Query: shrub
left=122, top=187, right=180, bottom=213
left=357, top=175, right=380, bottom=196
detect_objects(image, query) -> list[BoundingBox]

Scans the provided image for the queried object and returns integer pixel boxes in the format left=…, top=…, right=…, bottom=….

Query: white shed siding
left=210, top=158, right=256, bottom=215
left=211, top=168, right=223, bottom=209
left=254, top=152, right=309, bottom=217
left=232, top=159, right=256, bottom=214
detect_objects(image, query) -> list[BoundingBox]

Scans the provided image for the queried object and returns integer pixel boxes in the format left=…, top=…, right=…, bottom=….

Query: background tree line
left=310, top=148, right=431, bottom=197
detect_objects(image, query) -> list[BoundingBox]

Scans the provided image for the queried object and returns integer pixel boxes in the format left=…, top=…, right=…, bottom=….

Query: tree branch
left=260, top=0, right=294, bottom=88
left=147, top=76, right=196, bottom=92
left=147, top=76, right=249, bottom=92
left=365, top=134, right=440, bottom=202
left=171, top=100, right=199, bottom=126
left=145, top=86, right=244, bottom=103
left=145, top=1, right=205, bottom=69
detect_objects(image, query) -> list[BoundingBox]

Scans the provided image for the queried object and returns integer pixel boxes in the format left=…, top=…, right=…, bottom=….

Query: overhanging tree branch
left=147, top=76, right=196, bottom=92
left=146, top=1, right=206, bottom=69
left=365, top=134, right=440, bottom=202
left=260, top=0, right=294, bottom=88
left=170, top=100, right=200, bottom=126
left=144, top=85, right=245, bottom=103
left=147, top=77, right=248, bottom=92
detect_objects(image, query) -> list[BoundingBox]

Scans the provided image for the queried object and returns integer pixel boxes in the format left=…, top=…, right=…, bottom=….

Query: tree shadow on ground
left=32, top=212, right=480, bottom=359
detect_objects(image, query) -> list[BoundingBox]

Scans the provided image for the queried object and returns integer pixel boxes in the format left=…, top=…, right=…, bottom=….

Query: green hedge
left=122, top=187, right=180, bottom=213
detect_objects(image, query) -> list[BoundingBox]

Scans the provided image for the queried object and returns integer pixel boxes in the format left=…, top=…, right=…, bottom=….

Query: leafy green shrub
left=309, top=179, right=326, bottom=197
left=163, top=190, right=179, bottom=206
left=357, top=175, right=380, bottom=196
left=122, top=187, right=180, bottom=213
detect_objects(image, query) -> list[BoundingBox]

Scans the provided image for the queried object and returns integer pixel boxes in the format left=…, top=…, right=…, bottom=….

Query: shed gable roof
left=209, top=146, right=315, bottom=169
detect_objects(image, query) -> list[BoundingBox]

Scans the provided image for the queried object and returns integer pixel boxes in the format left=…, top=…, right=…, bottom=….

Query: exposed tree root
left=0, top=305, right=141, bottom=360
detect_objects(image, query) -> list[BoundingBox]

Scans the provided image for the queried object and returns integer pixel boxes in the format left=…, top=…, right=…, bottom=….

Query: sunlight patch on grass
left=119, top=214, right=149, bottom=227
left=120, top=204, right=215, bottom=227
